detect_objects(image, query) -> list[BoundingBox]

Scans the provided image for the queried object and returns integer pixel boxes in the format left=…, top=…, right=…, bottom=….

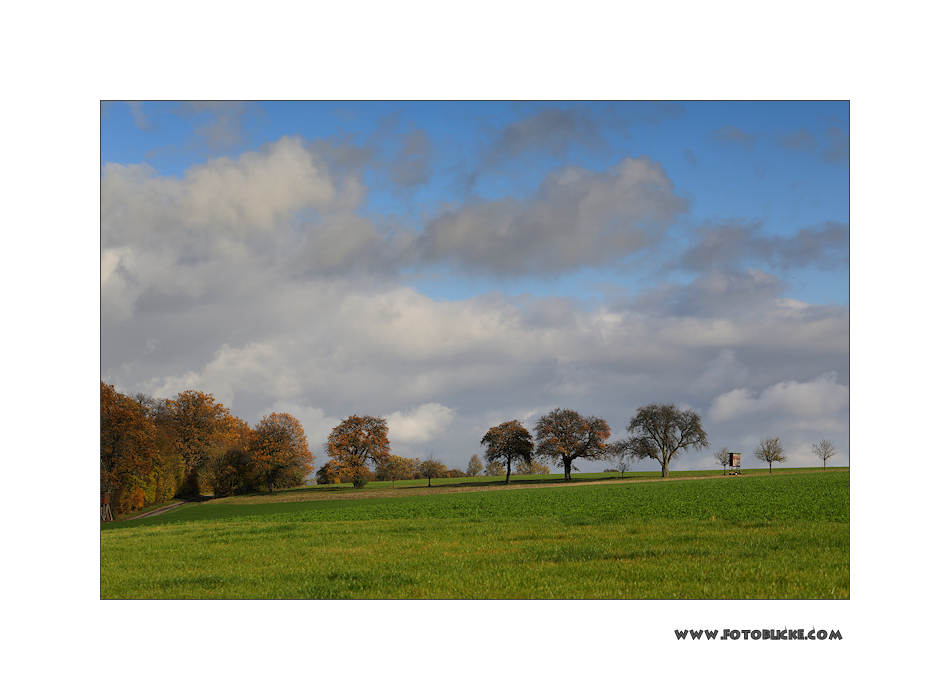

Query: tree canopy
left=325, top=415, right=391, bottom=485
left=481, top=420, right=533, bottom=484
left=534, top=408, right=611, bottom=481
left=754, top=437, right=786, bottom=473
left=620, top=404, right=709, bottom=477
left=812, top=439, right=836, bottom=469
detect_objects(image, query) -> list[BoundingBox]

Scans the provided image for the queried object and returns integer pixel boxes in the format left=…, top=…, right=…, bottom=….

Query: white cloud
left=385, top=403, right=456, bottom=444
left=709, top=372, right=849, bottom=430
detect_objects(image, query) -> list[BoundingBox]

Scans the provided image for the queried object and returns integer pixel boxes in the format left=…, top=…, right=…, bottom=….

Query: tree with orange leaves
left=249, top=412, right=314, bottom=491
left=481, top=420, right=533, bottom=485
left=163, top=390, right=244, bottom=496
left=534, top=408, right=611, bottom=481
left=101, top=381, right=158, bottom=514
left=324, top=415, right=391, bottom=487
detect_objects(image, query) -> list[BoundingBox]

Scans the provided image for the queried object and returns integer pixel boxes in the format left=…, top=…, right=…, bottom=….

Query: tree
left=516, top=460, right=550, bottom=475
left=481, top=420, right=534, bottom=484
left=484, top=461, right=506, bottom=477
left=200, top=448, right=259, bottom=497
left=466, top=454, right=483, bottom=478
left=812, top=439, right=836, bottom=470
left=534, top=408, right=611, bottom=481
left=607, top=441, right=635, bottom=478
left=754, top=437, right=786, bottom=474
left=250, top=412, right=313, bottom=491
left=324, top=415, right=391, bottom=486
left=714, top=447, right=730, bottom=476
left=378, top=455, right=418, bottom=488
left=164, top=390, right=242, bottom=496
left=418, top=458, right=448, bottom=486
left=620, top=404, right=709, bottom=478
left=101, top=382, right=158, bottom=514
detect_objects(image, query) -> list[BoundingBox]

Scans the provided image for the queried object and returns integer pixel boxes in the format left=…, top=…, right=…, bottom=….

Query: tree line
left=103, top=383, right=840, bottom=514
left=101, top=382, right=313, bottom=515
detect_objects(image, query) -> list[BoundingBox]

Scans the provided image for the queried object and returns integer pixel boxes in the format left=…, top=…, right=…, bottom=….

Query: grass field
left=101, top=470, right=849, bottom=599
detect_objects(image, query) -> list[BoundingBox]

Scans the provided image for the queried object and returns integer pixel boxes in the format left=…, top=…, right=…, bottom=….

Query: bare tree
left=754, top=437, right=786, bottom=474
left=714, top=447, right=730, bottom=476
left=812, top=440, right=836, bottom=470
left=619, top=404, right=709, bottom=477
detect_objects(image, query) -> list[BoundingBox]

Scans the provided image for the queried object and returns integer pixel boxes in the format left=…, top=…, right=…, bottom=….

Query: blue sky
left=101, top=101, right=849, bottom=470
left=102, top=101, right=848, bottom=306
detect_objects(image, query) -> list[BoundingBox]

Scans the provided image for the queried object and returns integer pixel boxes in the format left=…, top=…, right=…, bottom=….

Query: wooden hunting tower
left=727, top=452, right=742, bottom=475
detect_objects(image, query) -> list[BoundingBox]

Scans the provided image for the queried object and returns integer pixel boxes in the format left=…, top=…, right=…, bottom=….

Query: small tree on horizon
left=466, top=454, right=483, bottom=478
left=715, top=447, right=730, bottom=476
left=754, top=437, right=786, bottom=474
left=324, top=415, right=391, bottom=487
left=484, top=461, right=506, bottom=477
left=812, top=440, right=836, bottom=470
left=418, top=458, right=448, bottom=487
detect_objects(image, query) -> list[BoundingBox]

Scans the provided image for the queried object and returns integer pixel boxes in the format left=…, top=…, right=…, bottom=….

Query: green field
left=101, top=470, right=849, bottom=599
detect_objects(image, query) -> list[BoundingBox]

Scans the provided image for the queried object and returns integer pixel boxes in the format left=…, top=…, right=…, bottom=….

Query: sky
left=100, top=100, right=849, bottom=472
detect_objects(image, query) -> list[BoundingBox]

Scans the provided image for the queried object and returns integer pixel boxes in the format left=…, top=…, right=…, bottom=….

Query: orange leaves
left=325, top=415, right=391, bottom=484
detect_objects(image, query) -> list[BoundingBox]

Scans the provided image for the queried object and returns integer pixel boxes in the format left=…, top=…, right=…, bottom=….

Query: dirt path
left=212, top=468, right=848, bottom=506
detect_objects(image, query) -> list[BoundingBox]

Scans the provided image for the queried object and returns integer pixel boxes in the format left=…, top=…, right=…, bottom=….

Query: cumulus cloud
left=385, top=403, right=456, bottom=444
left=709, top=372, right=849, bottom=429
left=415, top=157, right=687, bottom=274
left=388, top=129, right=433, bottom=187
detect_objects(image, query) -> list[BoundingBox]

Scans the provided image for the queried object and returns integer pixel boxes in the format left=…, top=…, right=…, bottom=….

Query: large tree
left=481, top=420, right=533, bottom=484
left=620, top=404, right=709, bottom=478
left=754, top=437, right=786, bottom=474
left=101, top=382, right=158, bottom=514
left=534, top=408, right=611, bottom=481
left=250, top=412, right=314, bottom=491
left=325, top=415, right=391, bottom=486
left=812, top=439, right=836, bottom=470
left=164, top=390, right=243, bottom=496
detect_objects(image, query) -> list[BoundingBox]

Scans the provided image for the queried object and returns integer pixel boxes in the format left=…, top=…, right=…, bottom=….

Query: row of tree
left=713, top=437, right=837, bottom=474
left=101, top=382, right=313, bottom=515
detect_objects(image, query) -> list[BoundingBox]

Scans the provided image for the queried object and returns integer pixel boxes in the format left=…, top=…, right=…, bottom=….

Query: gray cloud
left=822, top=126, right=849, bottom=163
left=777, top=128, right=818, bottom=151
left=712, top=125, right=756, bottom=147
left=678, top=220, right=849, bottom=272
left=415, top=157, right=687, bottom=274
left=388, top=129, right=433, bottom=187
left=485, top=108, right=605, bottom=165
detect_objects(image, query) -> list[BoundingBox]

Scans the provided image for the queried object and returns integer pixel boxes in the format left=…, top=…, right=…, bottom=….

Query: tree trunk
left=823, top=458, right=827, bottom=470
left=563, top=457, right=572, bottom=481
left=769, top=461, right=773, bottom=474
left=506, top=458, right=511, bottom=484
left=428, top=475, right=432, bottom=487
left=661, top=461, right=669, bottom=478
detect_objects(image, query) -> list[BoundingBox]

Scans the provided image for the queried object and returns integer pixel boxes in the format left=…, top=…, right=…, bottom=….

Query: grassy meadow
left=101, top=469, right=849, bottom=599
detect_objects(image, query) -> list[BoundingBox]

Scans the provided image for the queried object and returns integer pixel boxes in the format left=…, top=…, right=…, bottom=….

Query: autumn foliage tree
left=620, top=404, right=709, bottom=478
left=377, top=455, right=418, bottom=487
left=418, top=458, right=448, bottom=486
left=484, top=461, right=506, bottom=477
left=101, top=382, right=158, bottom=514
left=516, top=460, right=551, bottom=475
left=534, top=408, right=611, bottom=481
left=466, top=454, right=483, bottom=478
left=250, top=412, right=314, bottom=491
left=325, top=415, right=391, bottom=487
left=481, top=420, right=533, bottom=484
